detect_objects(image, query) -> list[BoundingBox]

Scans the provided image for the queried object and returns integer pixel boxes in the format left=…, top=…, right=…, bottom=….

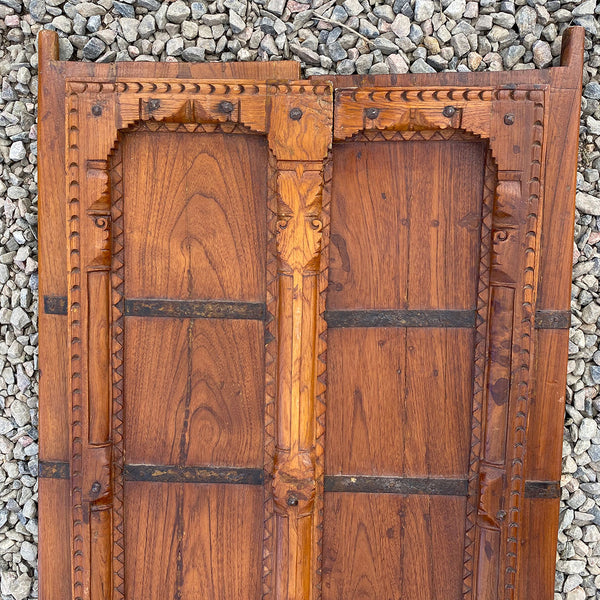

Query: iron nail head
left=443, top=105, right=456, bottom=118
left=219, top=100, right=235, bottom=114
left=365, top=107, right=380, bottom=120
left=504, top=113, right=515, bottom=126
left=289, top=108, right=303, bottom=121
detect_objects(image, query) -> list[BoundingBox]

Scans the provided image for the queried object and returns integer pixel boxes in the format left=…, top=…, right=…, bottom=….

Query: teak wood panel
left=124, top=482, right=263, bottom=599
left=326, top=327, right=474, bottom=477
left=125, top=317, right=264, bottom=467
left=122, top=130, right=268, bottom=301
left=37, top=27, right=584, bottom=600
left=322, top=493, right=467, bottom=600
left=328, top=138, right=486, bottom=310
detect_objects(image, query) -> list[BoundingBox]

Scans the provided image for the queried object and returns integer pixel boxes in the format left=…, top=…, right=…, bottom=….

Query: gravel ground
left=0, top=0, right=598, bottom=599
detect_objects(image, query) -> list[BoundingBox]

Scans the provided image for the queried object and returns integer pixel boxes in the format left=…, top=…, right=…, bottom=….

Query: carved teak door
left=38, top=29, right=584, bottom=600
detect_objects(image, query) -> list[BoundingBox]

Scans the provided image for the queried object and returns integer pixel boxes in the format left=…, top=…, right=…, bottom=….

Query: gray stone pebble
left=166, top=0, right=191, bottom=24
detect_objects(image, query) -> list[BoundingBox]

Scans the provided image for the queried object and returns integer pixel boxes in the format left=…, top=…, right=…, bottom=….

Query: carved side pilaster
left=68, top=91, right=118, bottom=600
left=471, top=91, right=544, bottom=600
left=266, top=84, right=332, bottom=600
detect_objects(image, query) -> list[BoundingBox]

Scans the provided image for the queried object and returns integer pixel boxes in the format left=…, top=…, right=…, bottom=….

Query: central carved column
left=267, top=85, right=332, bottom=600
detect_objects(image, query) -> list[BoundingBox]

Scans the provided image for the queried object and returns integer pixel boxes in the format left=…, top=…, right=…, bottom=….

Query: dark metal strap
left=524, top=480, right=560, bottom=499
left=43, top=295, right=68, bottom=315
left=39, top=460, right=70, bottom=479
left=534, top=310, right=570, bottom=329
left=124, top=298, right=266, bottom=320
left=325, top=309, right=476, bottom=328
left=124, top=464, right=264, bottom=485
left=324, top=475, right=468, bottom=496
left=39, top=461, right=561, bottom=499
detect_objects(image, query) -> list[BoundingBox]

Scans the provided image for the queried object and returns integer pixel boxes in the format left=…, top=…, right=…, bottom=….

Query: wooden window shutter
left=38, top=26, right=584, bottom=600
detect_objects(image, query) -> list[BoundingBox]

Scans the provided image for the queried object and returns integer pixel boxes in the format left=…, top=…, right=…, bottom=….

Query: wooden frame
left=38, top=28, right=584, bottom=600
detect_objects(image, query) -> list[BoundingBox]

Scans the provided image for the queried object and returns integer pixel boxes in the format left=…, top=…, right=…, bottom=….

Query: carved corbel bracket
left=275, top=163, right=324, bottom=275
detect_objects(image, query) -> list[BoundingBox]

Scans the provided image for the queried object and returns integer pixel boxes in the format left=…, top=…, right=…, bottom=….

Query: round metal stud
left=91, top=481, right=101, bottom=494
left=289, top=107, right=303, bottom=121
left=219, top=100, right=235, bottom=114
left=504, top=113, right=515, bottom=126
left=287, top=495, right=299, bottom=506
left=91, top=104, right=103, bottom=117
left=148, top=98, right=161, bottom=111
left=443, top=105, right=456, bottom=118
left=365, top=107, right=380, bottom=120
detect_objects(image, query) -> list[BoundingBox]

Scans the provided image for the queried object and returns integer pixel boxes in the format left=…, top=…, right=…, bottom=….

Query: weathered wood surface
left=38, top=26, right=584, bottom=600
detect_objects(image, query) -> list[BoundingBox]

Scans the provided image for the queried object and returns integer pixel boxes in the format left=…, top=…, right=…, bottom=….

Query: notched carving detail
left=478, top=464, right=506, bottom=530
left=463, top=149, right=495, bottom=599
left=272, top=453, right=316, bottom=515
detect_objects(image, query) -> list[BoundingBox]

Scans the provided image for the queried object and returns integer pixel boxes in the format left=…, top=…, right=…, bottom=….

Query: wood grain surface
left=123, top=131, right=267, bottom=301
left=38, top=479, right=71, bottom=600
left=125, top=317, right=264, bottom=467
left=326, top=327, right=474, bottom=477
left=322, top=493, right=466, bottom=600
left=328, top=139, right=485, bottom=310
left=124, top=482, right=262, bottom=599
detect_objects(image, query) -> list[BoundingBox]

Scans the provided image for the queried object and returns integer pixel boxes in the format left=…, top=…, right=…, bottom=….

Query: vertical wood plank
left=124, top=482, right=263, bottom=599
left=125, top=317, right=265, bottom=467
left=518, top=31, right=584, bottom=600
left=37, top=31, right=73, bottom=600
left=123, top=131, right=268, bottom=301
left=322, top=493, right=466, bottom=600
left=38, top=478, right=72, bottom=600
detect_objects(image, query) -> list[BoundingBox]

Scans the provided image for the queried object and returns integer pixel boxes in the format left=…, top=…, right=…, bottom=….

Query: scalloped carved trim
left=462, top=148, right=495, bottom=600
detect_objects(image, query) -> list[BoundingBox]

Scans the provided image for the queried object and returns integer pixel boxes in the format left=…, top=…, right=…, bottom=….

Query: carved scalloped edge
left=66, top=79, right=331, bottom=97
left=341, top=88, right=495, bottom=103
left=503, top=90, right=545, bottom=600
left=110, top=143, right=125, bottom=600
left=313, top=151, right=332, bottom=600
left=345, top=128, right=479, bottom=144
left=66, top=88, right=85, bottom=600
left=130, top=119, right=261, bottom=136
left=338, top=86, right=543, bottom=104
left=262, top=149, right=278, bottom=600
left=462, top=149, right=496, bottom=600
